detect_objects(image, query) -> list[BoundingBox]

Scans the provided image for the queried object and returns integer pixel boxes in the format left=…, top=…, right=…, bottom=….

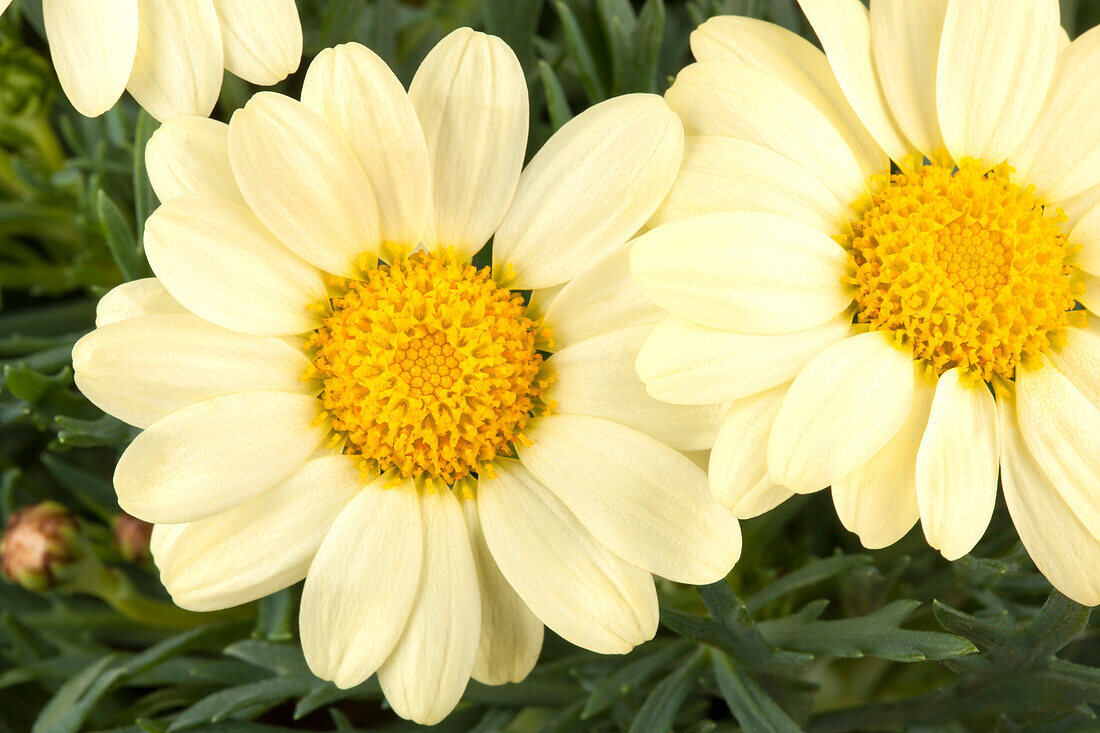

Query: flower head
left=1, top=501, right=79, bottom=591
left=73, top=29, right=740, bottom=724
left=631, top=0, right=1100, bottom=605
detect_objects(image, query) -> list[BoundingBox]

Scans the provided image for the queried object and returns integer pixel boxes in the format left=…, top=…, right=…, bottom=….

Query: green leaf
left=745, top=553, right=872, bottom=613
left=166, top=676, right=319, bottom=731
left=537, top=60, right=573, bottom=131
left=97, top=189, right=148, bottom=282
left=711, top=652, right=801, bottom=733
left=33, top=653, right=126, bottom=733
left=53, top=413, right=133, bottom=448
left=552, top=1, right=607, bottom=103
left=583, top=641, right=692, bottom=719
left=222, top=640, right=309, bottom=676
left=251, top=586, right=300, bottom=642
left=627, top=647, right=707, bottom=733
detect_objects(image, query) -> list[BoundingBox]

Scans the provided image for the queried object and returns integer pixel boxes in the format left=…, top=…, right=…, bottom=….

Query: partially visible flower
left=0, top=501, right=79, bottom=591
left=113, top=513, right=153, bottom=563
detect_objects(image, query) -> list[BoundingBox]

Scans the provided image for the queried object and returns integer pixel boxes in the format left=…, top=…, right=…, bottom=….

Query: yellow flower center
left=844, top=154, right=1083, bottom=382
left=306, top=251, right=550, bottom=487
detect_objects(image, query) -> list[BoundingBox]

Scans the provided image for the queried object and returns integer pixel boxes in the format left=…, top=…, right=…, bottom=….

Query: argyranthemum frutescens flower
left=14, top=1, right=301, bottom=120
left=71, top=29, right=740, bottom=725
left=629, top=0, right=1100, bottom=605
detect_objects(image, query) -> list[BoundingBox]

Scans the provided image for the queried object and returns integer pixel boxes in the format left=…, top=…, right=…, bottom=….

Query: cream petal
left=690, top=15, right=887, bottom=177
left=936, top=0, right=1059, bottom=165
left=462, top=501, right=542, bottom=686
left=649, top=136, right=847, bottom=233
left=635, top=311, right=851, bottom=406
left=378, top=489, right=480, bottom=726
left=709, top=384, right=795, bottom=519
left=914, top=369, right=1000, bottom=560
left=301, top=476, right=422, bottom=689
left=996, top=382, right=1100, bottom=606
left=665, top=60, right=866, bottom=204
left=1052, top=322, right=1100, bottom=409
left=517, top=415, right=741, bottom=584
left=768, top=331, right=915, bottom=494
left=1058, top=180, right=1100, bottom=229
left=832, top=372, right=933, bottom=550
left=43, top=0, right=136, bottom=117
left=144, top=194, right=325, bottom=336
left=146, top=117, right=243, bottom=206
left=1081, top=272, right=1100, bottom=316
left=1016, top=357, right=1100, bottom=541
left=630, top=211, right=853, bottom=334
left=1069, top=201, right=1100, bottom=276
left=796, top=0, right=912, bottom=161
left=493, top=94, right=682, bottom=290
left=211, top=0, right=301, bottom=85
left=127, top=0, right=223, bottom=121
left=301, top=43, right=431, bottom=254
left=94, top=278, right=184, bottom=327
left=151, top=455, right=360, bottom=611
left=228, top=92, right=381, bottom=277
left=477, top=460, right=658, bottom=655
left=869, top=0, right=949, bottom=156
left=542, top=245, right=661, bottom=349
left=114, top=391, right=323, bottom=524
left=408, top=28, right=527, bottom=260
left=72, top=313, right=310, bottom=429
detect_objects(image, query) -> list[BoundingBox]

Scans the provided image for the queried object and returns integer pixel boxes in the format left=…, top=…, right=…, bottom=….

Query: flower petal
left=478, top=459, right=658, bottom=654
left=73, top=313, right=311, bottom=429
left=228, top=92, right=381, bottom=277
left=408, top=28, right=527, bottom=260
left=936, top=0, right=1059, bottom=165
left=144, top=194, right=325, bottom=336
left=517, top=415, right=741, bottom=584
left=493, top=94, right=682, bottom=290
left=301, top=476, right=422, bottom=689
left=94, top=278, right=184, bottom=327
left=635, top=311, right=851, bottom=406
left=301, top=43, right=431, bottom=254
left=114, top=391, right=323, bottom=524
left=1069, top=202, right=1100, bottom=276
left=146, top=117, right=244, bottom=206
left=127, top=0, right=223, bottom=121
left=151, top=455, right=360, bottom=611
left=1052, top=323, right=1100, bottom=409
left=211, top=0, right=301, bottom=85
left=377, top=489, right=480, bottom=726
left=768, top=331, right=916, bottom=494
left=630, top=211, right=853, bottom=334
left=43, top=0, right=136, bottom=117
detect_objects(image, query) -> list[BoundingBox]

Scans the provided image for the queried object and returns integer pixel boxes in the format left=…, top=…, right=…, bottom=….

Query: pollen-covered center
left=844, top=154, right=1082, bottom=382
left=306, top=251, right=549, bottom=485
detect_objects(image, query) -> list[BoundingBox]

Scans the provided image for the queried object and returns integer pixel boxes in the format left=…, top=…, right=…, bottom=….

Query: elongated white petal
left=630, top=212, right=852, bottom=334
left=518, top=415, right=741, bottom=584
left=914, top=369, right=999, bottom=560
left=146, top=117, right=243, bottom=206
left=1082, top=273, right=1100, bottom=316
left=636, top=312, right=851, bottom=406
left=73, top=313, right=310, bottom=429
left=95, top=278, right=183, bottom=327
left=710, top=384, right=795, bottom=518
left=542, top=245, right=661, bottom=349
left=302, top=43, right=430, bottom=254
left=301, top=477, right=422, bottom=689
left=690, top=15, right=887, bottom=177
left=478, top=460, right=658, bottom=654
left=1069, top=202, right=1100, bottom=276
left=43, top=0, right=137, bottom=117
left=211, top=0, right=301, bottom=85
left=409, top=28, right=527, bottom=260
left=1052, top=323, right=1100, bottom=409
left=229, top=93, right=381, bottom=277
left=768, top=331, right=915, bottom=494
left=1016, top=357, right=1100, bottom=541
left=494, top=94, right=682, bottom=290
left=127, top=0, right=223, bottom=121
left=151, top=455, right=360, bottom=611
left=114, top=391, right=323, bottom=524
left=144, top=194, right=325, bottom=336
left=936, top=0, right=1059, bottom=165
left=665, top=60, right=866, bottom=204
left=869, top=0, right=948, bottom=156
left=462, top=501, right=542, bottom=686
left=378, top=489, right=480, bottom=726
left=996, top=383, right=1100, bottom=606
left=650, top=136, right=846, bottom=233
left=797, top=0, right=912, bottom=161
left=832, top=373, right=933, bottom=549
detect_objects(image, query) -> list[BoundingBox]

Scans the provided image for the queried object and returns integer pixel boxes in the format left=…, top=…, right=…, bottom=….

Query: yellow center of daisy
left=306, top=251, right=549, bottom=486
left=845, top=154, right=1083, bottom=382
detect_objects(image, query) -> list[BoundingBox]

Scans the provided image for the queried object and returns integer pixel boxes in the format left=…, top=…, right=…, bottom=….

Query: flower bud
left=112, top=513, right=153, bottom=563
left=0, top=501, right=79, bottom=591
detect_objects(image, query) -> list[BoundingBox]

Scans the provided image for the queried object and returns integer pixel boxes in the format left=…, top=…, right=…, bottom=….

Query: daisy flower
left=630, top=0, right=1100, bottom=605
left=21, top=1, right=301, bottom=120
left=72, top=29, right=740, bottom=724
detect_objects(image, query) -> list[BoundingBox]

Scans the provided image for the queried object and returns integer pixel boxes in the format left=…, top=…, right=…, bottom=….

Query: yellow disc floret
left=306, top=251, right=549, bottom=485
left=844, top=154, right=1083, bottom=382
